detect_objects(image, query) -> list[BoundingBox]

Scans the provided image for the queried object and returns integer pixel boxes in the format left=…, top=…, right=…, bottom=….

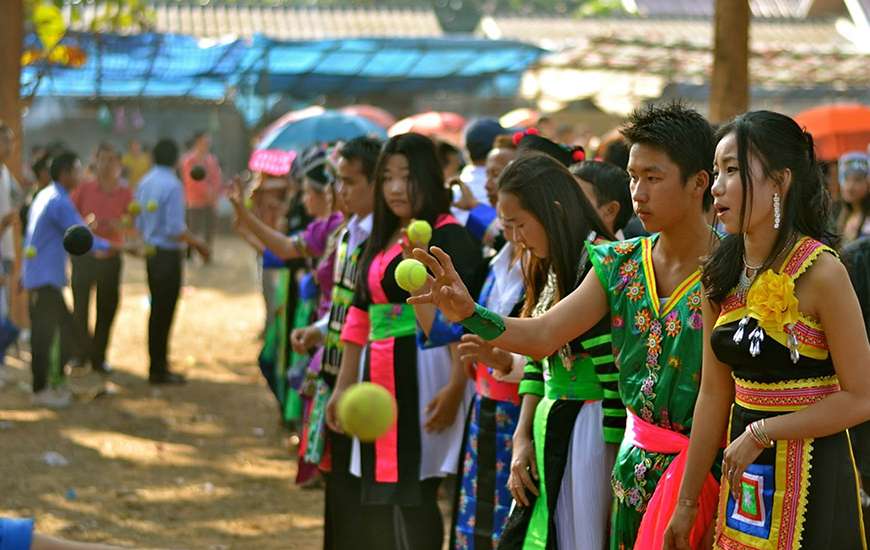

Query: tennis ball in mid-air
left=244, top=196, right=254, bottom=210
left=146, top=200, right=158, bottom=212
left=394, top=258, right=427, bottom=292
left=128, top=201, right=141, bottom=215
left=338, top=382, right=396, bottom=442
left=25, top=245, right=37, bottom=258
left=407, top=219, right=432, bottom=247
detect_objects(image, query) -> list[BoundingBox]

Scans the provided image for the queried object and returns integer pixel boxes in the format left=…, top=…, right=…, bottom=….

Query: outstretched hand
left=406, top=246, right=475, bottom=322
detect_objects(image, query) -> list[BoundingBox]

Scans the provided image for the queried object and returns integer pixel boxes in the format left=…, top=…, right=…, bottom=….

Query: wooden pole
left=0, top=0, right=24, bottom=181
left=709, top=0, right=750, bottom=123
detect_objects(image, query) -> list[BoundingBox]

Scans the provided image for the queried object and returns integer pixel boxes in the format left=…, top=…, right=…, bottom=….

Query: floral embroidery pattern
left=634, top=309, right=651, bottom=334
left=687, top=289, right=703, bottom=312
left=664, top=311, right=682, bottom=338
left=614, top=241, right=637, bottom=255
left=620, top=259, right=640, bottom=281
left=626, top=281, right=645, bottom=302
left=612, top=315, right=625, bottom=329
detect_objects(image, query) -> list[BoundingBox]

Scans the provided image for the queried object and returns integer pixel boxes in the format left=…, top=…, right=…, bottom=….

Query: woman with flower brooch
left=410, top=103, right=722, bottom=550
left=664, top=111, right=870, bottom=549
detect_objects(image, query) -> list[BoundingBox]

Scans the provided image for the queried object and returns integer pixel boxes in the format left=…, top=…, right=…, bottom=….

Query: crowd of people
left=2, top=99, right=870, bottom=550
left=0, top=127, right=222, bottom=408
left=226, top=103, right=870, bottom=550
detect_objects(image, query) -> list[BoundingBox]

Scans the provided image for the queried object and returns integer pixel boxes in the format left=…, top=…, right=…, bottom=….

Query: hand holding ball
left=63, top=225, right=94, bottom=256
left=395, top=258, right=428, bottom=293
left=337, top=382, right=396, bottom=442
left=407, top=219, right=432, bottom=247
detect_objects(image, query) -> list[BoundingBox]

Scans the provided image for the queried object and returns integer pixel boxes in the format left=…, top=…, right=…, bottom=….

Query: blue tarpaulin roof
left=21, top=31, right=544, bottom=111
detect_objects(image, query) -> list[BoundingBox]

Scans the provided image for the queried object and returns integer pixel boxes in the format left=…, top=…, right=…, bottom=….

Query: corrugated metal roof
left=493, top=15, right=850, bottom=51
left=627, top=0, right=849, bottom=17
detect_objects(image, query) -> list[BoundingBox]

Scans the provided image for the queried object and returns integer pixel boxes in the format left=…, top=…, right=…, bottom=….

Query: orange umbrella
left=388, top=111, right=467, bottom=144
left=794, top=103, right=870, bottom=161
left=341, top=105, right=396, bottom=129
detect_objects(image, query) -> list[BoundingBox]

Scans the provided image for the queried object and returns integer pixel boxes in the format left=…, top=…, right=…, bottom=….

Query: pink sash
left=627, top=411, right=720, bottom=550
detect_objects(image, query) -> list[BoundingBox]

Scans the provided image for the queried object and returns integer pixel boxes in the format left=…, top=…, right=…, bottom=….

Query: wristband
left=460, top=303, right=506, bottom=341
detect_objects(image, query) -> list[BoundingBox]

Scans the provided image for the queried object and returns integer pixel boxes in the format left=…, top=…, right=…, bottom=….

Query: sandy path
left=0, top=235, right=323, bottom=549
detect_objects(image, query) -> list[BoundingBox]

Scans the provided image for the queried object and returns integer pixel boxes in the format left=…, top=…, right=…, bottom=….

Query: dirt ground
left=0, top=235, right=324, bottom=550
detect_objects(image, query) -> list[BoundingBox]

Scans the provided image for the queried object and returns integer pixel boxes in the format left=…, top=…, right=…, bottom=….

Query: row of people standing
left=412, top=105, right=870, bottom=549
left=232, top=104, right=870, bottom=550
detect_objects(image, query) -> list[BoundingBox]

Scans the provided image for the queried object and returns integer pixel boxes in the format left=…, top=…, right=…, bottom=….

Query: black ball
left=63, top=224, right=94, bottom=256
left=190, top=165, right=206, bottom=181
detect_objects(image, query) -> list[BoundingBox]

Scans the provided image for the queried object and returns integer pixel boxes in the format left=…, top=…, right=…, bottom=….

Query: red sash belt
left=627, top=411, right=720, bottom=550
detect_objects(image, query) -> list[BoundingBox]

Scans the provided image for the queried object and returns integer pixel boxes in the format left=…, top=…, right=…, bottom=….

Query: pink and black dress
left=341, top=214, right=481, bottom=548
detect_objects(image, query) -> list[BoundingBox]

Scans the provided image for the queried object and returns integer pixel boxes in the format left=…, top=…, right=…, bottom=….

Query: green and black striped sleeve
left=518, top=357, right=545, bottom=397
left=582, top=332, right=626, bottom=445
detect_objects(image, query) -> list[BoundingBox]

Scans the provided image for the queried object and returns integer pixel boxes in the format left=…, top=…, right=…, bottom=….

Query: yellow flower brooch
left=734, top=270, right=801, bottom=362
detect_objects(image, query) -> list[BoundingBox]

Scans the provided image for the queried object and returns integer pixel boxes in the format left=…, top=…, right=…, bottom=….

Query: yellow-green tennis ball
left=407, top=219, right=432, bottom=247
left=244, top=197, right=254, bottom=210
left=25, top=245, right=37, bottom=258
left=128, top=201, right=141, bottom=215
left=146, top=200, right=158, bottom=213
left=395, top=258, right=427, bottom=292
left=338, top=382, right=396, bottom=442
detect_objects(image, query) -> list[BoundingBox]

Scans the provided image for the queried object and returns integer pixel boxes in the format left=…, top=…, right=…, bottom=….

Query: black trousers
left=71, top=254, right=122, bottom=367
left=29, top=286, right=76, bottom=392
left=146, top=248, right=182, bottom=376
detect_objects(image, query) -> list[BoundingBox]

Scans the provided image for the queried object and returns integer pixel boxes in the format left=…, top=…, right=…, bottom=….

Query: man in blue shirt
left=23, top=152, right=111, bottom=408
left=134, top=139, right=209, bottom=385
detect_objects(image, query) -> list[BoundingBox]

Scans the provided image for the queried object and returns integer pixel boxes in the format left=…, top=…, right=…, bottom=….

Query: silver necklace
left=737, top=254, right=763, bottom=295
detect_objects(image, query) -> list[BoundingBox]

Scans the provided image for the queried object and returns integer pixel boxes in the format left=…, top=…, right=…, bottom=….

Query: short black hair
left=32, top=154, right=52, bottom=176
left=620, top=102, right=714, bottom=208
left=601, top=139, right=629, bottom=171
left=50, top=151, right=79, bottom=182
left=153, top=138, right=179, bottom=167
left=436, top=140, right=461, bottom=168
left=571, top=160, right=633, bottom=232
left=339, top=136, right=383, bottom=182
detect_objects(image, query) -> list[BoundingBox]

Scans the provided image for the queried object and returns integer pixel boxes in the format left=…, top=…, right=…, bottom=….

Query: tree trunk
left=0, top=0, right=24, bottom=181
left=709, top=0, right=750, bottom=123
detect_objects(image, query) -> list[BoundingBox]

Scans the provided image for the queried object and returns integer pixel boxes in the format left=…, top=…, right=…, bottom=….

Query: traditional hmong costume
left=288, top=212, right=344, bottom=485
left=589, top=235, right=719, bottom=550
left=499, top=241, right=626, bottom=550
left=452, top=242, right=525, bottom=550
left=340, top=214, right=481, bottom=550
left=305, top=214, right=372, bottom=550
left=711, top=237, right=866, bottom=549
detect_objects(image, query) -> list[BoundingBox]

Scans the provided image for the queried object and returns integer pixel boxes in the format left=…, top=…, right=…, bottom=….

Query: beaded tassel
left=786, top=324, right=800, bottom=364
left=733, top=316, right=750, bottom=344
left=748, top=326, right=765, bottom=357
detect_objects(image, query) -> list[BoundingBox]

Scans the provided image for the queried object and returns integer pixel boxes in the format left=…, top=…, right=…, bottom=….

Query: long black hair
left=702, top=110, right=838, bottom=303
left=357, top=133, right=450, bottom=300
left=498, top=152, right=615, bottom=316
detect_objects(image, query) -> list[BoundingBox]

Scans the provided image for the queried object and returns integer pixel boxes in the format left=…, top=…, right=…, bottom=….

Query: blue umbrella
left=257, top=109, right=387, bottom=152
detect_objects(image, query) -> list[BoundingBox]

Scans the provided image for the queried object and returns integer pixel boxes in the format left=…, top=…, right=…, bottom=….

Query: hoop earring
left=773, top=192, right=781, bottom=230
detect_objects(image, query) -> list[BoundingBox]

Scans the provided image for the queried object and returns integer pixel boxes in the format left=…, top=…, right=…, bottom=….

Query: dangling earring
left=773, top=192, right=781, bottom=230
